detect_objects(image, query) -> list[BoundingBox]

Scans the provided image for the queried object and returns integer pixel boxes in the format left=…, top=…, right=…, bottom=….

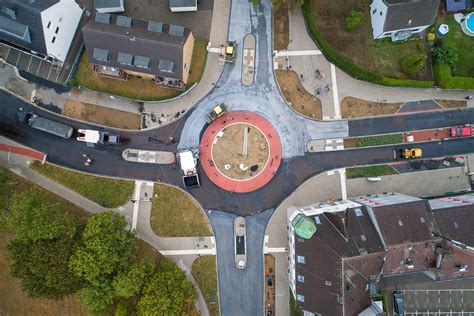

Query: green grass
left=355, top=134, right=404, bottom=147
left=346, top=165, right=398, bottom=179
left=30, top=162, right=134, bottom=208
left=191, top=256, right=219, bottom=316
left=442, top=16, right=474, bottom=77
left=150, top=185, right=212, bottom=237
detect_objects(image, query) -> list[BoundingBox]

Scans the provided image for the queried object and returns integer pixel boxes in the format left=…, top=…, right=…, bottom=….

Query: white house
left=370, top=0, right=440, bottom=41
left=94, top=0, right=125, bottom=13
left=0, top=0, right=83, bottom=63
left=169, top=0, right=197, bottom=12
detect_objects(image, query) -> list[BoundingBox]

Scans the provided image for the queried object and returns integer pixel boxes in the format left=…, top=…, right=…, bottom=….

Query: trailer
left=16, top=109, right=73, bottom=139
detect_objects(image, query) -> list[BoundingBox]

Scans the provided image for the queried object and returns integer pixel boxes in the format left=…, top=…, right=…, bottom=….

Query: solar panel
left=0, top=15, right=30, bottom=43
left=117, top=52, right=133, bottom=65
left=158, top=59, right=174, bottom=73
left=169, top=24, right=184, bottom=37
left=93, top=48, right=109, bottom=61
left=133, top=55, right=150, bottom=68
left=116, top=15, right=132, bottom=28
left=95, top=13, right=111, bottom=24
left=147, top=21, right=163, bottom=33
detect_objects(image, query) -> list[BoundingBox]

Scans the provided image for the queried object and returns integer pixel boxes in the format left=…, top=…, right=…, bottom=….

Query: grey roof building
left=82, top=13, right=194, bottom=87
left=94, top=0, right=124, bottom=13
left=169, top=0, right=197, bottom=12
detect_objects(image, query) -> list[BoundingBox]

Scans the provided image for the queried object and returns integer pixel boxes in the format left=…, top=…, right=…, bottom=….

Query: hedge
left=301, top=1, right=434, bottom=88
left=433, top=63, right=474, bottom=89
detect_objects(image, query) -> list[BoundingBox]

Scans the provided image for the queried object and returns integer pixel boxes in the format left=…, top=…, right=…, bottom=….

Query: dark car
left=393, top=291, right=405, bottom=315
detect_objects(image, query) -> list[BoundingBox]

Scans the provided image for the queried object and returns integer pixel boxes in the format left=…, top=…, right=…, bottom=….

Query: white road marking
left=27, top=55, right=32, bottom=71
left=274, top=50, right=322, bottom=57
left=264, top=247, right=287, bottom=253
left=330, top=63, right=340, bottom=119
left=160, top=248, right=216, bottom=255
left=131, top=180, right=142, bottom=230
left=208, top=47, right=222, bottom=53
left=338, top=168, right=347, bottom=200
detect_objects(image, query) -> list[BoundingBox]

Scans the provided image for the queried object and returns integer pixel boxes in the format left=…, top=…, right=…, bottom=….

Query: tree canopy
left=113, top=259, right=155, bottom=298
left=432, top=46, right=458, bottom=70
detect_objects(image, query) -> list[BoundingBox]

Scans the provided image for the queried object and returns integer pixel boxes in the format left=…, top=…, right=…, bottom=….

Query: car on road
left=206, top=103, right=228, bottom=123
left=397, top=148, right=422, bottom=159
left=77, top=129, right=121, bottom=145
left=450, top=125, right=472, bottom=137
left=393, top=290, right=405, bottom=315
left=234, top=216, right=247, bottom=269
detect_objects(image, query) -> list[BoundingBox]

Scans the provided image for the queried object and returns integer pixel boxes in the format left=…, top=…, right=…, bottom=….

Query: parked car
left=450, top=125, right=472, bottom=137
left=393, top=291, right=405, bottom=315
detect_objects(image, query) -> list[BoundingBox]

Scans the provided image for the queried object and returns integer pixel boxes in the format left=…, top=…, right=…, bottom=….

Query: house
left=94, top=0, right=125, bottom=13
left=82, top=13, right=195, bottom=89
left=169, top=0, right=197, bottom=12
left=370, top=0, right=440, bottom=41
left=445, top=0, right=473, bottom=12
left=0, top=0, right=83, bottom=63
left=287, top=193, right=474, bottom=316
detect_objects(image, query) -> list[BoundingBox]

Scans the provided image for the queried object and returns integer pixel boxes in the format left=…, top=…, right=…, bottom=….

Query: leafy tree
left=401, top=53, right=427, bottom=74
left=77, top=280, right=116, bottom=313
left=4, top=191, right=75, bottom=241
left=114, top=302, right=130, bottom=316
left=344, top=10, right=365, bottom=32
left=69, top=211, right=137, bottom=285
left=7, top=235, right=84, bottom=299
left=431, top=46, right=458, bottom=69
left=113, top=259, right=155, bottom=298
left=268, top=0, right=304, bottom=8
left=137, top=259, right=196, bottom=316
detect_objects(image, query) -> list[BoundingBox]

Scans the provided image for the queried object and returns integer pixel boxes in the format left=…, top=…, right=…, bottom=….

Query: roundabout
left=199, top=111, right=282, bottom=193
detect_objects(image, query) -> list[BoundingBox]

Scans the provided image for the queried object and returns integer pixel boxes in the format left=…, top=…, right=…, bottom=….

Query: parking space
left=1, top=44, right=62, bottom=83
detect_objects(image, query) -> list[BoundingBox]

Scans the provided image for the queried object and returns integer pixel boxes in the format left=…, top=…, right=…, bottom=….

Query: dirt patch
left=212, top=124, right=269, bottom=180
left=63, top=99, right=141, bottom=130
left=435, top=100, right=467, bottom=109
left=341, top=96, right=402, bottom=119
left=273, top=1, right=289, bottom=50
left=276, top=70, right=322, bottom=119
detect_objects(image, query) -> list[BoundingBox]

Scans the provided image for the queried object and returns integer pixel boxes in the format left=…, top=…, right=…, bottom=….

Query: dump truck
left=450, top=125, right=472, bottom=137
left=177, top=149, right=200, bottom=188
left=77, top=129, right=121, bottom=145
left=16, top=109, right=73, bottom=139
left=396, top=148, right=423, bottom=159
left=225, top=41, right=237, bottom=63
left=206, top=103, right=228, bottom=123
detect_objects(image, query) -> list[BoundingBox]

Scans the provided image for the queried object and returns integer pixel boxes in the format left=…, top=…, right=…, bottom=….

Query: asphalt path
left=2, top=90, right=474, bottom=215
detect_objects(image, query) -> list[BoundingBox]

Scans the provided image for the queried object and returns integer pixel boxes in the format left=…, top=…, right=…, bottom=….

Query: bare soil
left=341, top=96, right=402, bottom=119
left=63, top=99, right=141, bottom=130
left=435, top=100, right=467, bottom=109
left=212, top=124, right=269, bottom=180
left=276, top=70, right=322, bottom=119
left=273, top=1, right=289, bottom=50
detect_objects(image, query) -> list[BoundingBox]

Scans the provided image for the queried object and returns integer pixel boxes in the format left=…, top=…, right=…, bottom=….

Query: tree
left=113, top=259, right=155, bottom=298
left=4, top=191, right=75, bottom=241
left=268, top=0, right=304, bottom=8
left=137, top=259, right=196, bottom=316
left=431, top=46, right=458, bottom=69
left=77, top=281, right=116, bottom=313
left=343, top=10, right=365, bottom=32
left=69, top=211, right=137, bottom=285
left=401, top=53, right=427, bottom=74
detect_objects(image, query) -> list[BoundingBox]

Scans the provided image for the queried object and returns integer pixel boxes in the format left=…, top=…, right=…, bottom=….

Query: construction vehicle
left=225, top=41, right=237, bottom=63
left=177, top=149, right=200, bottom=188
left=396, top=148, right=423, bottom=159
left=16, top=109, right=73, bottom=139
left=450, top=125, right=472, bottom=137
left=206, top=102, right=228, bottom=123
left=77, top=129, right=121, bottom=145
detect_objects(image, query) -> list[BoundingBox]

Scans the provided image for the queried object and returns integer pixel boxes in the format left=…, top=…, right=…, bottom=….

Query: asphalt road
left=2, top=89, right=474, bottom=215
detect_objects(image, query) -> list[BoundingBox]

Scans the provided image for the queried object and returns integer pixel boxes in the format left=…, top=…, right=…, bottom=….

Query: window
left=380, top=11, right=383, bottom=16
left=361, top=235, right=366, bottom=241
left=315, top=216, right=321, bottom=225
left=297, top=275, right=305, bottom=282
left=51, top=36, right=56, bottom=43
left=47, top=21, right=51, bottom=29
left=412, top=28, right=420, bottom=32
left=325, top=281, right=332, bottom=286
left=372, top=9, right=377, bottom=14
left=297, top=238, right=305, bottom=243
left=297, top=255, right=305, bottom=264
left=355, top=208, right=363, bottom=217
left=454, top=222, right=459, bottom=228
left=55, top=27, right=59, bottom=34
left=297, top=294, right=305, bottom=302
left=398, top=220, right=403, bottom=226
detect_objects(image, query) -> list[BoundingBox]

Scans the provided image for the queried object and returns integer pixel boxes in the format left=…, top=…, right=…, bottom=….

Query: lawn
left=273, top=0, right=289, bottom=50
left=30, top=161, right=134, bottom=208
left=442, top=16, right=474, bottom=77
left=341, top=97, right=402, bottom=119
left=346, top=165, right=398, bottom=179
left=150, top=184, right=212, bottom=237
left=308, top=0, right=432, bottom=80
left=71, top=39, right=208, bottom=101
left=191, top=256, right=220, bottom=316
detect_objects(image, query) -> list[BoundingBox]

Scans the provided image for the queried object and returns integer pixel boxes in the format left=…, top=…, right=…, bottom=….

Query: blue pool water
left=467, top=14, right=474, bottom=33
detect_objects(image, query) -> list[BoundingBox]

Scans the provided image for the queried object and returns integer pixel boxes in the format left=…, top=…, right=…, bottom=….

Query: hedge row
left=301, top=1, right=434, bottom=88
left=433, top=63, right=474, bottom=89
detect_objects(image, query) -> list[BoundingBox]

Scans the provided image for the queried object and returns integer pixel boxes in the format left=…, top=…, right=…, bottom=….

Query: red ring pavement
left=199, top=111, right=282, bottom=193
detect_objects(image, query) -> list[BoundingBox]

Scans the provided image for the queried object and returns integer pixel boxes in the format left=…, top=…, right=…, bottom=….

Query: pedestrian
left=325, top=84, right=330, bottom=92
left=300, top=73, right=304, bottom=81
left=316, top=87, right=322, bottom=96
left=315, top=69, right=320, bottom=78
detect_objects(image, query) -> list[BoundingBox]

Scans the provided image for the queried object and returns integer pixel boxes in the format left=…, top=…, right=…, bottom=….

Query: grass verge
left=30, top=161, right=134, bottom=208
left=273, top=0, right=289, bottom=50
left=442, top=16, right=474, bottom=77
left=191, top=256, right=219, bottom=316
left=346, top=165, right=398, bottom=179
left=345, top=134, right=404, bottom=148
left=341, top=96, right=402, bottom=119
left=150, top=185, right=212, bottom=237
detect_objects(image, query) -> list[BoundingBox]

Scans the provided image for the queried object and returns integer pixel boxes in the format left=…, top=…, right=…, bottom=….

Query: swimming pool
left=467, top=13, right=474, bottom=33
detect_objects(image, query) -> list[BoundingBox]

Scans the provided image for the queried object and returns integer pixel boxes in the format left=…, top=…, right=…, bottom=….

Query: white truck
left=177, top=150, right=200, bottom=188
left=77, top=129, right=121, bottom=145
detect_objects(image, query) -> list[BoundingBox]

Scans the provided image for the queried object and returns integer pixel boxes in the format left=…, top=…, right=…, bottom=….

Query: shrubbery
left=401, top=53, right=427, bottom=74
left=344, top=10, right=365, bottom=32
left=433, top=63, right=474, bottom=89
left=431, top=46, right=458, bottom=70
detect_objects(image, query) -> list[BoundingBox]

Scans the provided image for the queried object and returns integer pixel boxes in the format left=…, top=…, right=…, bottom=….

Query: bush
left=401, top=53, right=427, bottom=74
left=432, top=46, right=458, bottom=69
left=434, top=63, right=474, bottom=89
left=301, top=1, right=433, bottom=88
left=344, top=10, right=365, bottom=32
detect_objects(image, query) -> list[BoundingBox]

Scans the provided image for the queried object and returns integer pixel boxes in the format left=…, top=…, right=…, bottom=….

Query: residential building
left=82, top=13, right=195, bottom=89
left=94, top=0, right=125, bottom=13
left=0, top=0, right=83, bottom=63
left=445, top=0, right=473, bottom=12
left=369, top=0, right=440, bottom=41
left=169, top=0, right=197, bottom=12
left=288, top=193, right=474, bottom=316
